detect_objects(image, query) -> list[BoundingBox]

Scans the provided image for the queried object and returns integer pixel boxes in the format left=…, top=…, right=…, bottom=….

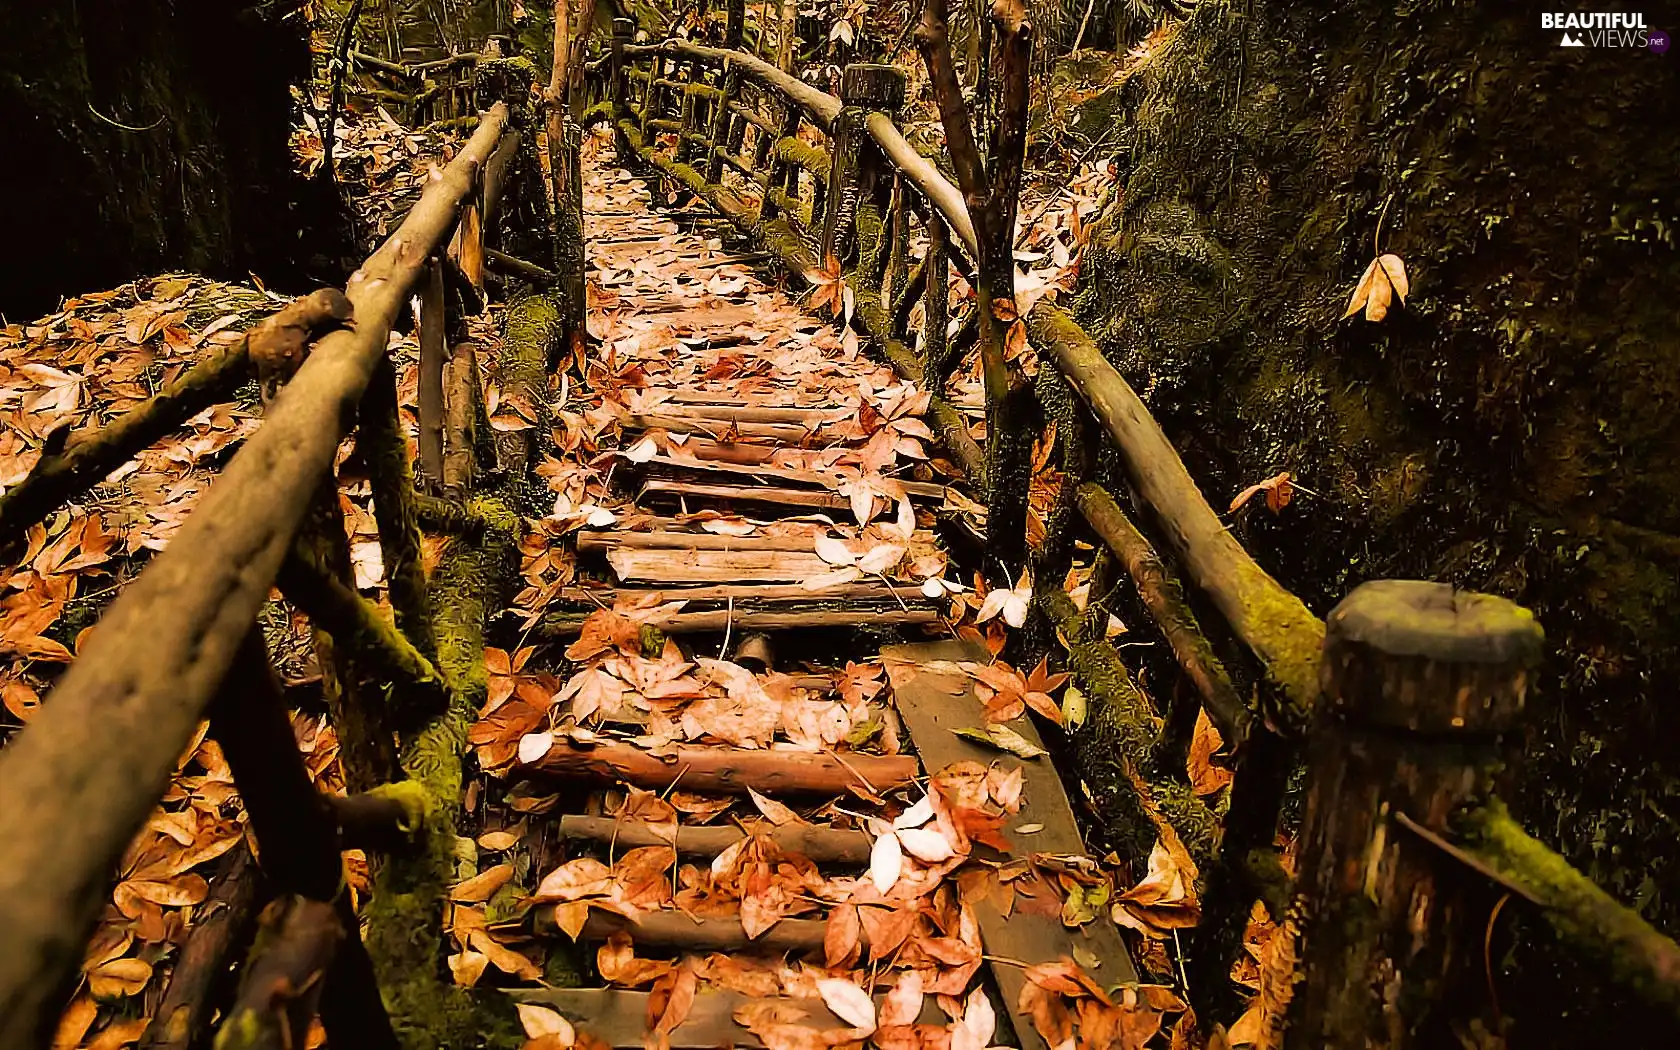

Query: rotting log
left=0, top=104, right=508, bottom=1049
left=139, top=845, right=266, bottom=1050
left=0, top=289, right=350, bottom=550
left=275, top=551, right=452, bottom=725
left=1076, top=483, right=1253, bottom=749
left=1029, top=303, right=1325, bottom=729
left=1285, top=580, right=1544, bottom=1047
left=558, top=815, right=872, bottom=864
left=210, top=897, right=342, bottom=1050
left=519, top=738, right=919, bottom=797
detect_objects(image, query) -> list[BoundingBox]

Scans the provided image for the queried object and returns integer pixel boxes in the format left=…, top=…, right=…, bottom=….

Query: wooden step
left=554, top=581, right=930, bottom=605
left=604, top=545, right=832, bottom=584
left=626, top=412, right=817, bottom=443
left=516, top=737, right=918, bottom=797
left=578, top=530, right=821, bottom=554
left=557, top=814, right=872, bottom=863
left=505, top=988, right=950, bottom=1049
left=545, top=605, right=940, bottom=635
left=639, top=479, right=851, bottom=514
left=882, top=640, right=1141, bottom=1050
left=630, top=453, right=948, bottom=500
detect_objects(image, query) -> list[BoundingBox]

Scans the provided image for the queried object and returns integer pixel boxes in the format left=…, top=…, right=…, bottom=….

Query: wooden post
left=610, top=17, right=633, bottom=116
left=921, top=211, right=950, bottom=391
left=1284, top=580, right=1544, bottom=1048
left=915, top=0, right=1032, bottom=571
left=547, top=0, right=587, bottom=374
left=357, top=358, right=438, bottom=662
left=416, top=259, right=448, bottom=488
left=705, top=0, right=747, bottom=183
left=757, top=104, right=801, bottom=223
left=820, top=63, right=906, bottom=264
left=211, top=897, right=342, bottom=1050
left=209, top=631, right=400, bottom=1049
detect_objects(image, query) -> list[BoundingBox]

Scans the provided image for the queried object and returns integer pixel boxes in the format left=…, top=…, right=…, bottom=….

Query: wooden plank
left=881, top=640, right=1140, bottom=1049
left=639, top=480, right=850, bottom=513
left=580, top=529, right=820, bottom=553
left=627, top=412, right=815, bottom=443
left=606, top=546, right=831, bottom=583
left=634, top=454, right=948, bottom=500
left=545, top=606, right=941, bottom=635
left=554, top=581, right=930, bottom=604
left=506, top=988, right=949, bottom=1049
left=558, top=814, right=872, bottom=863
left=518, top=738, right=918, bottom=796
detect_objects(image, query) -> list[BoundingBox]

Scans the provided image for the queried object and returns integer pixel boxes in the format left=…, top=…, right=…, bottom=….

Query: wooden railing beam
left=0, top=104, right=508, bottom=1048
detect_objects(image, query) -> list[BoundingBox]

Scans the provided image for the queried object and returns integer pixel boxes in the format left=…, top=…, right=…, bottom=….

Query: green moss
left=1042, top=590, right=1220, bottom=874
left=773, top=136, right=830, bottom=176
left=364, top=497, right=522, bottom=1050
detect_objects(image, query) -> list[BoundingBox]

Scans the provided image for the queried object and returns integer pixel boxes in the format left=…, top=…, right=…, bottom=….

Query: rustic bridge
left=0, top=5, right=1675, bottom=1050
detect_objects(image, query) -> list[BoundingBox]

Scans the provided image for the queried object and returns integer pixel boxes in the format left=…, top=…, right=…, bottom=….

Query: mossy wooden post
left=610, top=18, right=634, bottom=149
left=546, top=2, right=587, bottom=375
left=416, top=260, right=448, bottom=488
left=358, top=358, right=438, bottom=664
left=704, top=0, right=746, bottom=182
left=1285, top=580, right=1544, bottom=1049
left=757, top=105, right=801, bottom=223
left=821, top=64, right=906, bottom=265
left=922, top=211, right=951, bottom=391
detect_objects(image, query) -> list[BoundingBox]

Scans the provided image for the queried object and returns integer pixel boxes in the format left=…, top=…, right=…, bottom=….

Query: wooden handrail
left=0, top=103, right=510, bottom=1047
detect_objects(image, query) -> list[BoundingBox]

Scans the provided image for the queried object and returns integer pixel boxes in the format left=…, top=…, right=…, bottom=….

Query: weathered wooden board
left=505, top=988, right=949, bottom=1049
left=605, top=546, right=831, bottom=583
left=633, top=453, right=948, bottom=500
left=882, top=640, right=1140, bottom=1050
left=639, top=479, right=852, bottom=513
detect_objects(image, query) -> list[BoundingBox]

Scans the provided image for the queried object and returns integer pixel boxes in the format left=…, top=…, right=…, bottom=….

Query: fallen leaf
left=817, top=977, right=877, bottom=1034
left=870, top=829, right=903, bottom=893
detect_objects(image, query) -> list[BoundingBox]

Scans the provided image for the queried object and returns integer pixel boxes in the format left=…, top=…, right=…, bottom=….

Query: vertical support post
left=416, top=259, right=447, bottom=488
left=209, top=631, right=400, bottom=1050
left=705, top=0, right=747, bottom=183
left=921, top=210, right=950, bottom=392
left=610, top=18, right=633, bottom=114
left=357, top=358, right=437, bottom=662
left=1284, top=580, right=1544, bottom=1048
left=676, top=56, right=703, bottom=165
left=547, top=0, right=587, bottom=376
left=821, top=64, right=906, bottom=265
left=757, top=105, right=800, bottom=223
left=640, top=49, right=670, bottom=150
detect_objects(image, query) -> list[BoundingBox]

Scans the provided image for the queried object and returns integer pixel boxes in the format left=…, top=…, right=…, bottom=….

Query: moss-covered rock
left=1072, top=1, right=1680, bottom=1037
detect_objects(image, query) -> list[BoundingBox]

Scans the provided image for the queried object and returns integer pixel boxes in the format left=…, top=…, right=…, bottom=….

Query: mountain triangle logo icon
left=1560, top=32, right=1586, bottom=46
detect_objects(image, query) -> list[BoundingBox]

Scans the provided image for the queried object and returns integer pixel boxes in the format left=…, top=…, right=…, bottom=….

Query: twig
left=87, top=103, right=165, bottom=133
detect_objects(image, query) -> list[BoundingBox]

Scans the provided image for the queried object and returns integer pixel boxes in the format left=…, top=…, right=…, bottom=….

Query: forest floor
left=2, top=109, right=1277, bottom=1050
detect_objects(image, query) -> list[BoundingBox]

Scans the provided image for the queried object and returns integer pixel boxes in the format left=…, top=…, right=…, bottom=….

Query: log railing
left=587, top=8, right=1680, bottom=1039
left=0, top=60, right=554, bottom=1046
